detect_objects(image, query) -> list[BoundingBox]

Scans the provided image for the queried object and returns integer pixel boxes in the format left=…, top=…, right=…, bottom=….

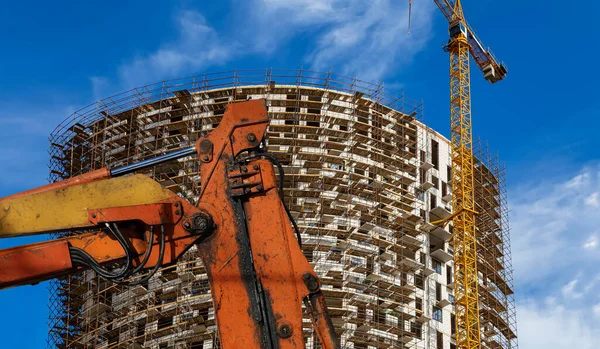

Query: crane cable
left=408, top=0, right=412, bottom=35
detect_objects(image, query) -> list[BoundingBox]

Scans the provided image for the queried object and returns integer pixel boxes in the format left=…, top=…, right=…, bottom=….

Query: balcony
left=336, top=240, right=350, bottom=250
left=400, top=335, right=412, bottom=344
left=377, top=250, right=395, bottom=261
left=431, top=226, right=452, bottom=241
left=366, top=273, right=383, bottom=282
left=358, top=222, right=376, bottom=233
left=442, top=191, right=452, bottom=202
left=437, top=298, right=452, bottom=308
left=329, top=148, right=343, bottom=156
left=421, top=267, right=435, bottom=277
left=129, top=285, right=148, bottom=296
left=321, top=214, right=336, bottom=224
left=419, top=222, right=436, bottom=232
left=420, top=161, right=434, bottom=171
left=419, top=180, right=435, bottom=191
left=430, top=205, right=451, bottom=222
left=403, top=210, right=424, bottom=223
left=398, top=257, right=422, bottom=270
left=431, top=247, right=453, bottom=263
left=357, top=323, right=372, bottom=332
left=192, top=323, right=208, bottom=333
left=399, top=233, right=421, bottom=247
left=416, top=311, right=431, bottom=323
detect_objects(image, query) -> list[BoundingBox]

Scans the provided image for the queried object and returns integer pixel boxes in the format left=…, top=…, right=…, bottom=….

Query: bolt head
left=242, top=166, right=248, bottom=173
left=199, top=139, right=212, bottom=152
left=202, top=155, right=209, bottom=161
left=184, top=222, right=191, bottom=229
left=253, top=164, right=259, bottom=171
left=191, top=212, right=214, bottom=235
left=277, top=323, right=292, bottom=338
left=195, top=217, right=208, bottom=230
left=303, top=273, right=319, bottom=292
left=247, top=133, right=257, bottom=142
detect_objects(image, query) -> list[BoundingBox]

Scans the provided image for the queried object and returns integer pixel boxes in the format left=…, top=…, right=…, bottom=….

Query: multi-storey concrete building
left=47, top=69, right=517, bottom=349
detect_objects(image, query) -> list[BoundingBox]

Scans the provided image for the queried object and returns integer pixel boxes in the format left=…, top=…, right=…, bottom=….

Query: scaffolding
left=473, top=138, right=518, bottom=349
left=45, top=69, right=516, bottom=349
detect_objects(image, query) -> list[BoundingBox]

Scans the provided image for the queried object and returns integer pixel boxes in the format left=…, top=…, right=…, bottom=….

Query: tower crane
left=430, top=1, right=507, bottom=349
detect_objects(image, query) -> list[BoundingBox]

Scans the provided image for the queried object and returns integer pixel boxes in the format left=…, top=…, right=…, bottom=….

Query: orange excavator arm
left=0, top=99, right=340, bottom=349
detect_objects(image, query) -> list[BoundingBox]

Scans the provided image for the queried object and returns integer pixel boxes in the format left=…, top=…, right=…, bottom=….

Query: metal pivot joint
left=198, top=139, right=213, bottom=163
left=277, top=323, right=292, bottom=338
left=184, top=212, right=214, bottom=236
left=303, top=273, right=320, bottom=293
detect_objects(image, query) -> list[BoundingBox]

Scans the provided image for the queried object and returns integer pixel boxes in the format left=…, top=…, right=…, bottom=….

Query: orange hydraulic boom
left=0, top=100, right=340, bottom=349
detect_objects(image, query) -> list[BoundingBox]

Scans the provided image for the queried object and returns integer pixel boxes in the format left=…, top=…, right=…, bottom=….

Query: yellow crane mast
left=430, top=1, right=507, bottom=349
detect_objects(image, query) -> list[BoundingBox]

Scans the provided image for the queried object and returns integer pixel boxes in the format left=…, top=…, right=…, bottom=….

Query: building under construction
left=46, top=69, right=517, bottom=349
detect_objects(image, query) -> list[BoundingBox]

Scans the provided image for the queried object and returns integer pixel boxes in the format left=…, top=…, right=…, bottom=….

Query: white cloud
left=561, top=278, right=583, bottom=299
left=518, top=299, right=600, bottom=349
left=565, top=172, right=589, bottom=189
left=584, top=274, right=600, bottom=293
left=512, top=163, right=600, bottom=347
left=585, top=192, right=599, bottom=207
left=102, top=0, right=435, bottom=89
left=594, top=303, right=600, bottom=318
left=583, top=234, right=598, bottom=249
left=254, top=0, right=435, bottom=80
left=117, top=10, right=235, bottom=88
left=511, top=165, right=600, bottom=285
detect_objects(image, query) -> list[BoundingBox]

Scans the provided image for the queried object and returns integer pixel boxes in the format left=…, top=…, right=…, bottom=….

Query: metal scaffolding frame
left=45, top=69, right=516, bottom=349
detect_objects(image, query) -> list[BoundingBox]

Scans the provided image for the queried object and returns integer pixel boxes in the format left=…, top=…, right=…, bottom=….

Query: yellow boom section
left=0, top=174, right=174, bottom=238
left=446, top=1, right=481, bottom=348
left=431, top=0, right=507, bottom=348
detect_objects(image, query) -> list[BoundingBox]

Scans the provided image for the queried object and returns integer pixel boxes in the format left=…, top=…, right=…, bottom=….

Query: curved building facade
left=47, top=69, right=517, bottom=349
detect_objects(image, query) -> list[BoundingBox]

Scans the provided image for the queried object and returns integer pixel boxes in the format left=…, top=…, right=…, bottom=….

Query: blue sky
left=0, top=0, right=599, bottom=347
